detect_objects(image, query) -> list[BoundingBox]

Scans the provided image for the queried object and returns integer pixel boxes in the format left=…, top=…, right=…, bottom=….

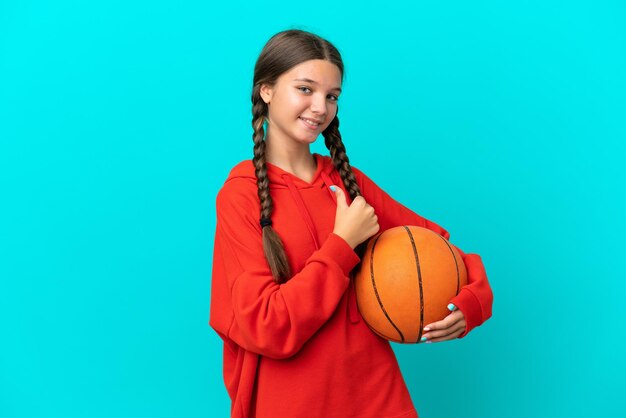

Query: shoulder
left=216, top=160, right=259, bottom=214
left=348, top=163, right=389, bottom=200
left=347, top=162, right=372, bottom=187
left=350, top=164, right=366, bottom=179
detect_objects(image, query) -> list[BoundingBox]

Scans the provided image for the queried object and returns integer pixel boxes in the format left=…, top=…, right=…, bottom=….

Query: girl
left=210, top=29, right=493, bottom=418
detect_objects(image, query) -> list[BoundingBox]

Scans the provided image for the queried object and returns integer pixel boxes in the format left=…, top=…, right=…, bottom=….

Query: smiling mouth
left=299, top=117, right=322, bottom=128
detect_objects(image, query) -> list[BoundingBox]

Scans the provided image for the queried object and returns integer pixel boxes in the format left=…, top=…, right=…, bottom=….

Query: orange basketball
left=353, top=225, right=467, bottom=344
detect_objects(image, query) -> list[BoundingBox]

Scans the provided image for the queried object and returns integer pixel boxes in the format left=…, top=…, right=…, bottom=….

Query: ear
left=259, top=83, right=274, bottom=104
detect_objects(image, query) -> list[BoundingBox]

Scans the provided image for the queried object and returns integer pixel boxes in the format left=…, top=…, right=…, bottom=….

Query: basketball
left=353, top=225, right=467, bottom=344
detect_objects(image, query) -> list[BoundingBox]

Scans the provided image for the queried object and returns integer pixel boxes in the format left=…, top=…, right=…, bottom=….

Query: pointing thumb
left=329, top=185, right=347, bottom=209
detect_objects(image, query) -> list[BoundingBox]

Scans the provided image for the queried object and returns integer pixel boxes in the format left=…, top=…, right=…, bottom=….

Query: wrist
left=332, top=230, right=356, bottom=249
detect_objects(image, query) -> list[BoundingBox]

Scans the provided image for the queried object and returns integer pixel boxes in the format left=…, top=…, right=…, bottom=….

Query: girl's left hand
left=422, top=304, right=466, bottom=343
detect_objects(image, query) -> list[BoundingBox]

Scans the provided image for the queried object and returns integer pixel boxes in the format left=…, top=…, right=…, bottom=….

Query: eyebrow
left=293, top=78, right=342, bottom=93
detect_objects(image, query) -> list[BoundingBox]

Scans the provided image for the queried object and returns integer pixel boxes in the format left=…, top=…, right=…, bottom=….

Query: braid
left=323, top=115, right=362, bottom=200
left=323, top=114, right=370, bottom=258
left=251, top=84, right=291, bottom=284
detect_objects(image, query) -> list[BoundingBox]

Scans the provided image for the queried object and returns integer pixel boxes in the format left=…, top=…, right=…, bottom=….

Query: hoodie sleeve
left=209, top=182, right=360, bottom=359
left=352, top=167, right=493, bottom=338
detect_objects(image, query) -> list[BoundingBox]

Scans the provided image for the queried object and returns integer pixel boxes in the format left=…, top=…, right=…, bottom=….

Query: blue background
left=1, top=1, right=624, bottom=417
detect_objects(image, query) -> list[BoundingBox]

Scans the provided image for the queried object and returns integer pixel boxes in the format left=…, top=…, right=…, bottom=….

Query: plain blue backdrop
left=1, top=1, right=624, bottom=417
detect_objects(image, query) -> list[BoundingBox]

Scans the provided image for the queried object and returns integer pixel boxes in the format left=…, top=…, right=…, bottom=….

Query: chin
left=292, top=131, right=321, bottom=145
left=300, top=135, right=321, bottom=145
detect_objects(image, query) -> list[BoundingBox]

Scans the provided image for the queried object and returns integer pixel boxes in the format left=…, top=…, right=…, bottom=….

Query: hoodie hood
left=224, top=153, right=337, bottom=190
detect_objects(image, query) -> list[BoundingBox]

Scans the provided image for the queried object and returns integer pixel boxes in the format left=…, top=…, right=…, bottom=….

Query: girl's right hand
left=330, top=185, right=380, bottom=249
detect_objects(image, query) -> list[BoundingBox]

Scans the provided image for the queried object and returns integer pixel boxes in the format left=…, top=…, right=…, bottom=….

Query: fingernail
left=423, top=327, right=431, bottom=332
left=329, top=185, right=337, bottom=191
left=448, top=303, right=456, bottom=311
left=420, top=336, right=427, bottom=342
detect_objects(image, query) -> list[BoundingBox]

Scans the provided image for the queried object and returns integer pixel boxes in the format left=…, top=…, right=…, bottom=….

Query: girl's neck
left=265, top=138, right=317, bottom=181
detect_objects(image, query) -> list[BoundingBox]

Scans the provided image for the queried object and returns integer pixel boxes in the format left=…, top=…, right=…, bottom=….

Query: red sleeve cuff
left=450, top=288, right=484, bottom=339
left=320, top=233, right=361, bottom=276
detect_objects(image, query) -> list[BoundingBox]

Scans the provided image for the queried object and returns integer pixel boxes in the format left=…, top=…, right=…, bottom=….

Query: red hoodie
left=209, top=153, right=493, bottom=418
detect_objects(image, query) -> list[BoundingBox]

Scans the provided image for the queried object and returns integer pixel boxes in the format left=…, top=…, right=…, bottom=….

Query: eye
left=327, top=94, right=339, bottom=102
left=298, top=86, right=312, bottom=93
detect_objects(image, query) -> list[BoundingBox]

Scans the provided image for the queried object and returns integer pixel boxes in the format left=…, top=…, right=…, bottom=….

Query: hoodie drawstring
left=282, top=171, right=361, bottom=325
left=282, top=174, right=321, bottom=250
left=319, top=171, right=361, bottom=325
left=319, top=171, right=336, bottom=202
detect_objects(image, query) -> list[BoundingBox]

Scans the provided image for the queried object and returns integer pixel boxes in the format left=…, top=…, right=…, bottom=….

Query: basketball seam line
left=370, top=233, right=405, bottom=343
left=436, top=234, right=461, bottom=295
left=404, top=226, right=424, bottom=344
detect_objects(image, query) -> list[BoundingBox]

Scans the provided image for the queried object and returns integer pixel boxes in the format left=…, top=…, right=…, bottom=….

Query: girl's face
left=260, top=59, right=342, bottom=148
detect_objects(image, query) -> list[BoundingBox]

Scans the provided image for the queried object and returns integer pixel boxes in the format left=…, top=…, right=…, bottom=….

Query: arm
left=353, top=167, right=493, bottom=337
left=209, top=184, right=360, bottom=359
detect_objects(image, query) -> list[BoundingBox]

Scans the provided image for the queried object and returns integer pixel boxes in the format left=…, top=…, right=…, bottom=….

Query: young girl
left=210, top=29, right=493, bottom=418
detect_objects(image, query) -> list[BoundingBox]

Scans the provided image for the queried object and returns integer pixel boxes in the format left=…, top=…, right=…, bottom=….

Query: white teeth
left=301, top=117, right=320, bottom=126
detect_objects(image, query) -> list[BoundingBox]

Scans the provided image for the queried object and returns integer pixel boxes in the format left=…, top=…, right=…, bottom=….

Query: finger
left=427, top=328, right=465, bottom=343
left=423, top=310, right=463, bottom=332
left=422, top=311, right=465, bottom=341
left=329, top=185, right=347, bottom=209
left=430, top=322, right=465, bottom=341
left=423, top=321, right=465, bottom=341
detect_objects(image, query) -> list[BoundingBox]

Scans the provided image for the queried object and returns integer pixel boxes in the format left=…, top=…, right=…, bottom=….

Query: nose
left=310, top=93, right=327, bottom=117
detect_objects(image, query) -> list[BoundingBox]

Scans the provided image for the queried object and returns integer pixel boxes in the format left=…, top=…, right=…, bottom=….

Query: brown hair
left=251, top=29, right=361, bottom=283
